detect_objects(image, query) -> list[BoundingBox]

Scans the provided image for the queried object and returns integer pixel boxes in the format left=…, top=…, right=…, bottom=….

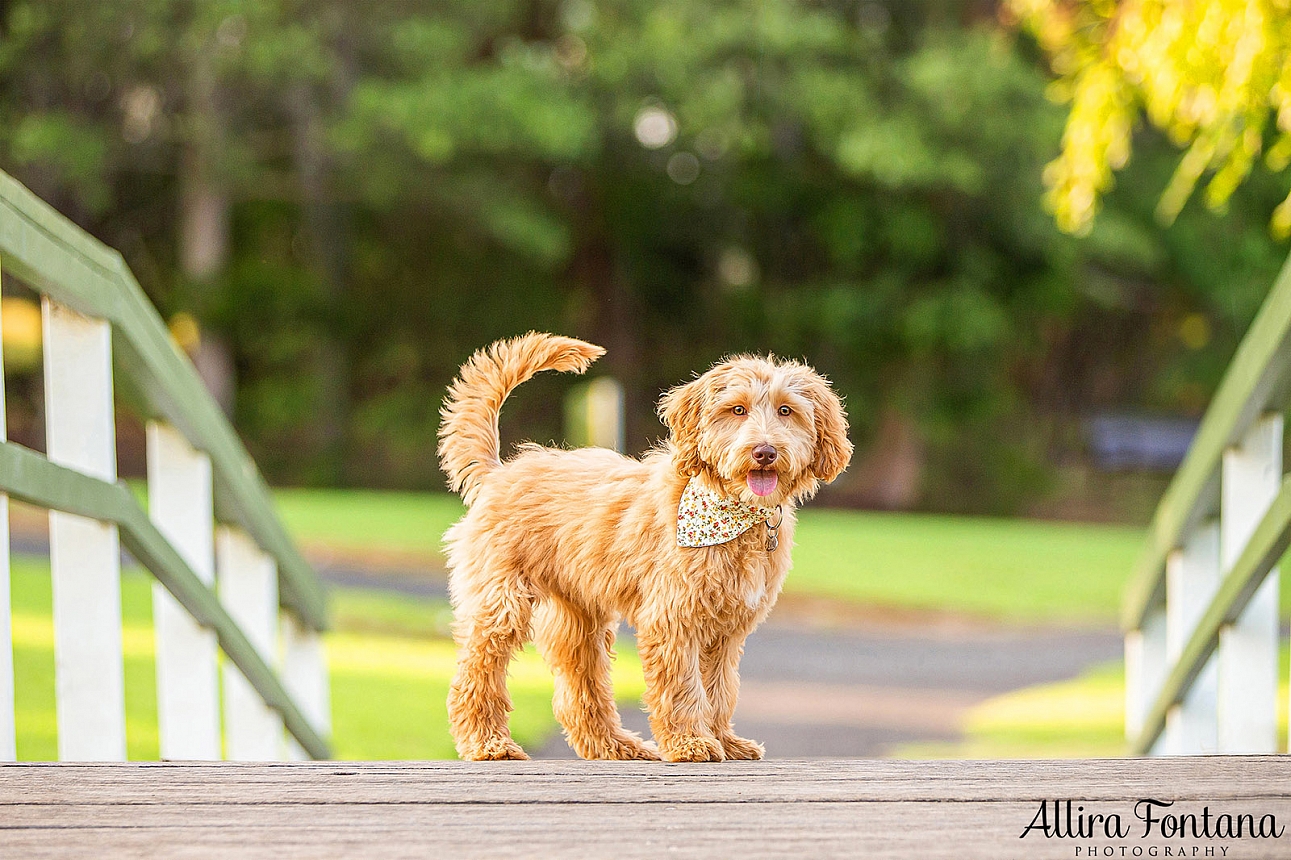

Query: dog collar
left=676, top=477, right=780, bottom=549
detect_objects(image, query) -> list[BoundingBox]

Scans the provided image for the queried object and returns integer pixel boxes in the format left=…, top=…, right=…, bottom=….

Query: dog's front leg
left=701, top=633, right=765, bottom=760
left=637, top=628, right=725, bottom=762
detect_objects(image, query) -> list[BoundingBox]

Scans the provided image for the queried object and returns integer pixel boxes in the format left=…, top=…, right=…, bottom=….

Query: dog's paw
left=609, top=735, right=662, bottom=761
left=660, top=735, right=725, bottom=763
left=465, top=737, right=530, bottom=761
left=574, top=732, right=662, bottom=761
left=719, top=735, right=765, bottom=761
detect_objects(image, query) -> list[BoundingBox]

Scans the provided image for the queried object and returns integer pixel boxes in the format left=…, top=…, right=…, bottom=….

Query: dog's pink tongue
left=747, top=469, right=778, bottom=497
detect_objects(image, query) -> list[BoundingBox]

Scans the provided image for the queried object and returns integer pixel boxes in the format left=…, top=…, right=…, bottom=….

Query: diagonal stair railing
left=0, top=170, right=330, bottom=761
left=1124, top=250, right=1291, bottom=756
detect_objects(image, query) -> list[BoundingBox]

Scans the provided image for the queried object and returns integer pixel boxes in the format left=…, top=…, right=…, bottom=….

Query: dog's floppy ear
left=658, top=377, right=707, bottom=477
left=805, top=374, right=853, bottom=483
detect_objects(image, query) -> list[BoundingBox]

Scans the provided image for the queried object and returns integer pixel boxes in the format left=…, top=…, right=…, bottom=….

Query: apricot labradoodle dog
left=438, top=333, right=852, bottom=762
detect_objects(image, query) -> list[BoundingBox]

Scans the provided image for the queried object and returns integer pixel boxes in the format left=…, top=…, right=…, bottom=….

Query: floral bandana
left=676, top=477, right=777, bottom=549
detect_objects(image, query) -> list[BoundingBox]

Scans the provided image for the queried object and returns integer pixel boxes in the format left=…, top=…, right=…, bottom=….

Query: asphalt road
left=312, top=559, right=1122, bottom=759
left=537, top=618, right=1121, bottom=759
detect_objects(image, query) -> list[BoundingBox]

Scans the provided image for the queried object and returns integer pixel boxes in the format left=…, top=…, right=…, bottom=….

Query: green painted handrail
left=0, top=442, right=330, bottom=759
left=0, top=171, right=325, bottom=631
left=1122, top=250, right=1291, bottom=632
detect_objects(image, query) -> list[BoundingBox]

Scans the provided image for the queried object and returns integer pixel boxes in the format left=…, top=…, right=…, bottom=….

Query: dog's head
left=658, top=356, right=852, bottom=506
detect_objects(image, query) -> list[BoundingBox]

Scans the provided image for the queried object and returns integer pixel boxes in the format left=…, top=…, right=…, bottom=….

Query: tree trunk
left=178, top=36, right=236, bottom=416
left=568, top=179, right=642, bottom=452
left=844, top=407, right=925, bottom=510
left=287, top=77, right=351, bottom=484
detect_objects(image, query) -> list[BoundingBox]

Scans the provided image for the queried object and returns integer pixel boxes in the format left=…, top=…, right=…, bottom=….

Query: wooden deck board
left=2, top=758, right=1290, bottom=858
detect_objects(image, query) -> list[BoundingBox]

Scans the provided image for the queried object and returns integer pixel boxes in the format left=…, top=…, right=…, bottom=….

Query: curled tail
left=438, top=332, right=605, bottom=505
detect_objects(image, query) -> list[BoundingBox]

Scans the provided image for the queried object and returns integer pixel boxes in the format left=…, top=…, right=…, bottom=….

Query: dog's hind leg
left=446, top=571, right=534, bottom=761
left=702, top=633, right=764, bottom=760
left=533, top=598, right=659, bottom=761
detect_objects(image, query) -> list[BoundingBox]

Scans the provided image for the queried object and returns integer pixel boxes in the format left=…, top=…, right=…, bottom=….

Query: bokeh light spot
left=634, top=105, right=678, bottom=149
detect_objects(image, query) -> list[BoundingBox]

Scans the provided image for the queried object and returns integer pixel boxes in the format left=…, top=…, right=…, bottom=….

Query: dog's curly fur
left=438, top=333, right=852, bottom=762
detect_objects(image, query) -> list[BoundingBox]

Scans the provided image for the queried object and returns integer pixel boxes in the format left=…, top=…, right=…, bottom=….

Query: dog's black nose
left=752, top=444, right=778, bottom=466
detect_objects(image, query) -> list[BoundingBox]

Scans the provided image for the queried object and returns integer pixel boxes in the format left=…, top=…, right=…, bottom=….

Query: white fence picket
left=281, top=610, right=330, bottom=761
left=1217, top=412, right=1282, bottom=753
left=148, top=422, right=220, bottom=760
left=1162, top=523, right=1220, bottom=754
left=0, top=476, right=8, bottom=763
left=1124, top=605, right=1167, bottom=743
left=42, top=297, right=126, bottom=761
left=218, top=526, right=282, bottom=760
left=0, top=281, right=13, bottom=762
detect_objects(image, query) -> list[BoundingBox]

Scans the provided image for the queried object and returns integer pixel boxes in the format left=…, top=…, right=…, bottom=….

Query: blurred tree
left=1006, top=0, right=1291, bottom=235
left=0, top=0, right=377, bottom=481
left=308, top=0, right=1182, bottom=509
left=2, top=0, right=1281, bottom=513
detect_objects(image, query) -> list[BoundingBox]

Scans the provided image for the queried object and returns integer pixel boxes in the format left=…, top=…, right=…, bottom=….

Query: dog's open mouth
left=747, top=469, right=778, bottom=497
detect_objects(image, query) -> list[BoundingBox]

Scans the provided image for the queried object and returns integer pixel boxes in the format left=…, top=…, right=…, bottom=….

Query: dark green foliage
left=1, top=0, right=1286, bottom=511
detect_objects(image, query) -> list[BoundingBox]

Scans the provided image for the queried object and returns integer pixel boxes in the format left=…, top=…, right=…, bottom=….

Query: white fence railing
left=1124, top=252, right=1291, bottom=756
left=0, top=170, right=330, bottom=761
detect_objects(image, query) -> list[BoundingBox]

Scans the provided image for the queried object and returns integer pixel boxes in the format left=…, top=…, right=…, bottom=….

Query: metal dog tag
left=764, top=505, right=782, bottom=553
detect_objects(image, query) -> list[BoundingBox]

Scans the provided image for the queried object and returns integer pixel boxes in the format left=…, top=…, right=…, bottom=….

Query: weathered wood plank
left=0, top=758, right=1288, bottom=803
left=4, top=801, right=1290, bottom=860
left=0, top=760, right=1288, bottom=859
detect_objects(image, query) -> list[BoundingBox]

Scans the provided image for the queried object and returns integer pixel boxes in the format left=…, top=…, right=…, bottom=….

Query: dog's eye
left=732, top=405, right=746, bottom=416
left=778, top=405, right=792, bottom=416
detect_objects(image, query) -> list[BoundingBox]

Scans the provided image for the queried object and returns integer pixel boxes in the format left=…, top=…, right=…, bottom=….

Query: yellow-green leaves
left=1010, top=0, right=1291, bottom=236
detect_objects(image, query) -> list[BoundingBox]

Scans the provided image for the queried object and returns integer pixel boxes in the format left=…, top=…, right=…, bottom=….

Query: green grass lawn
left=271, top=490, right=1153, bottom=759
left=273, top=488, right=463, bottom=560
left=893, top=661, right=1130, bottom=760
left=12, top=559, right=159, bottom=760
left=788, top=509, right=1144, bottom=624
left=14, top=488, right=1244, bottom=761
left=897, top=645, right=1291, bottom=760
left=273, top=487, right=1146, bottom=625
left=9, top=558, right=645, bottom=761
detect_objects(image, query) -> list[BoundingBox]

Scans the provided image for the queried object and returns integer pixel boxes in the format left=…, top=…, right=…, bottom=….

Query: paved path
left=3, top=758, right=1286, bottom=858
left=540, top=618, right=1121, bottom=759
left=312, top=562, right=1122, bottom=759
